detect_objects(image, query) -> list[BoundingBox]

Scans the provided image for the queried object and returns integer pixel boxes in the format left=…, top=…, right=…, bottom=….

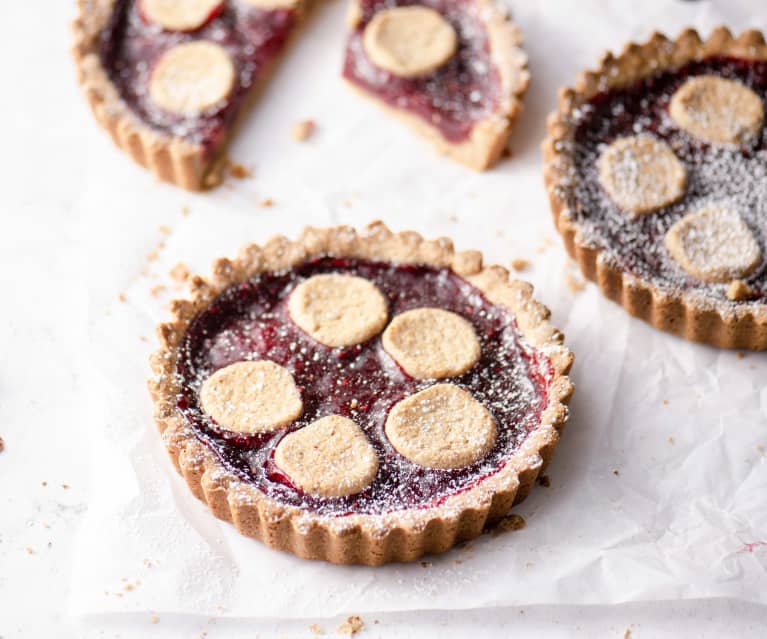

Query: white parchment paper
left=71, top=0, right=767, bottom=618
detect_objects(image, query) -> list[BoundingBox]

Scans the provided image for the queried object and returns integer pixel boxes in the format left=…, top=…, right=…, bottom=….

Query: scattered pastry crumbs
left=150, top=284, right=166, bottom=297
left=292, top=119, right=315, bottom=141
left=181, top=205, right=190, bottom=216
left=309, top=623, right=323, bottom=635
left=536, top=237, right=553, bottom=253
left=140, top=335, right=148, bottom=342
left=447, top=213, right=459, bottom=222
left=149, top=615, right=160, bottom=624
left=118, top=292, right=127, bottom=302
left=158, top=225, right=171, bottom=235
left=492, top=513, right=526, bottom=536
left=565, top=271, right=586, bottom=293
left=420, top=561, right=432, bottom=568
left=613, top=469, right=620, bottom=476
left=453, top=559, right=462, bottom=565
left=511, top=258, right=530, bottom=272
left=537, top=474, right=551, bottom=487
left=227, top=160, right=253, bottom=179
left=41, top=481, right=48, bottom=487
left=624, top=629, right=632, bottom=639
left=337, top=615, right=364, bottom=635
left=662, top=399, right=669, bottom=405
left=668, top=436, right=675, bottom=444
left=62, top=483, right=70, bottom=489
left=736, top=352, right=746, bottom=360
left=25, top=547, right=34, bottom=554
left=260, top=198, right=274, bottom=207
left=170, top=262, right=190, bottom=283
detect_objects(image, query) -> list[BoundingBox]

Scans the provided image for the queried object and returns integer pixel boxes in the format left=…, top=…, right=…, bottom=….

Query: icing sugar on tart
left=149, top=224, right=573, bottom=564
left=543, top=28, right=767, bottom=349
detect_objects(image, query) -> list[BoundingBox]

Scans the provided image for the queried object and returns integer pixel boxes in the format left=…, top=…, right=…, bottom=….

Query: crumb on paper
left=536, top=237, right=553, bottom=253
left=25, top=547, right=34, bottom=554
left=62, top=483, right=70, bottom=490
left=420, top=561, right=432, bottom=568
left=565, top=271, right=585, bottom=293
left=150, top=284, right=167, bottom=297
left=181, top=205, right=190, bottom=216
left=260, top=198, right=274, bottom=207
left=624, top=629, right=632, bottom=639
left=308, top=623, right=323, bottom=635
left=492, top=513, right=526, bottom=536
left=41, top=481, right=48, bottom=487
left=453, top=559, right=462, bottom=565
left=447, top=213, right=459, bottom=223
left=292, top=119, right=315, bottom=141
left=140, top=335, right=148, bottom=342
left=511, top=258, right=530, bottom=272
left=158, top=225, right=171, bottom=235
left=227, top=159, right=253, bottom=179
left=337, top=615, right=364, bottom=635
left=662, top=399, right=669, bottom=405
left=170, top=262, right=190, bottom=283
left=736, top=352, right=746, bottom=360
left=118, top=292, right=127, bottom=303
left=149, top=615, right=160, bottom=624
left=495, top=228, right=505, bottom=237
left=668, top=436, right=675, bottom=445
left=537, top=474, right=551, bottom=487
left=613, top=469, right=620, bottom=476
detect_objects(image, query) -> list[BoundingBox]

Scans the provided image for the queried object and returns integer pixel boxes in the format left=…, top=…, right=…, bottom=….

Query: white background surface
left=2, top=1, right=767, bottom=637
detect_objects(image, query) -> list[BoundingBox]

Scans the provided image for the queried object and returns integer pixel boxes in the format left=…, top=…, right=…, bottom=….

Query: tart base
left=543, top=27, right=767, bottom=350
left=149, top=222, right=573, bottom=564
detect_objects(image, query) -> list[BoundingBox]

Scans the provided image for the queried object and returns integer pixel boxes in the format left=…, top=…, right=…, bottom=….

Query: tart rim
left=72, top=0, right=305, bottom=191
left=542, top=26, right=767, bottom=350
left=343, top=0, right=530, bottom=171
left=148, top=221, right=574, bottom=565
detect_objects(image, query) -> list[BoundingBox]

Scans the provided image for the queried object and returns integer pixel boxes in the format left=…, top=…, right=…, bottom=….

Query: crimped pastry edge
left=542, top=27, right=767, bottom=350
left=72, top=0, right=305, bottom=191
left=344, top=0, right=530, bottom=170
left=148, top=221, right=574, bottom=565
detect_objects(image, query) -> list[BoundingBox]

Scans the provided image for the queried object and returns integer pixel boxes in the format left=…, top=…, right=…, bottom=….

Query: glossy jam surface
left=342, top=0, right=501, bottom=143
left=566, top=56, right=767, bottom=303
left=177, top=258, right=552, bottom=516
left=100, top=0, right=296, bottom=155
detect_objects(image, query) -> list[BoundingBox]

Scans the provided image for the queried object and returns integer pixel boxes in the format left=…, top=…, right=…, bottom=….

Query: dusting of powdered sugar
left=559, top=57, right=767, bottom=305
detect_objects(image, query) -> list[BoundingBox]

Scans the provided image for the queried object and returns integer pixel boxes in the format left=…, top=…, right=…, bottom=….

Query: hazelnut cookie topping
left=149, top=223, right=573, bottom=564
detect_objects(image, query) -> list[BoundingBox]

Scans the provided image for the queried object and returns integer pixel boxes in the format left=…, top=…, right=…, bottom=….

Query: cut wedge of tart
left=342, top=0, right=529, bottom=170
left=149, top=222, right=573, bottom=564
left=73, top=0, right=307, bottom=190
left=543, top=28, right=767, bottom=349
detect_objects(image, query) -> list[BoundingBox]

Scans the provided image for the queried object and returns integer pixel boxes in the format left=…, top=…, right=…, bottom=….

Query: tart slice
left=543, top=27, right=767, bottom=349
left=73, top=0, right=307, bottom=190
left=342, top=0, right=529, bottom=170
left=149, top=222, right=573, bottom=564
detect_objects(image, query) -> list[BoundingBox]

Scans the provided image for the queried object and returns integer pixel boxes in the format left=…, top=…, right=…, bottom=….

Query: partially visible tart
left=342, top=0, right=529, bottom=170
left=543, top=28, right=767, bottom=349
left=149, top=222, right=573, bottom=564
left=73, top=0, right=306, bottom=190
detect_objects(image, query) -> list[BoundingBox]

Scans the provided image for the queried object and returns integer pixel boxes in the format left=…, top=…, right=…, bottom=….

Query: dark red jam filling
left=342, top=0, right=501, bottom=143
left=176, top=258, right=553, bottom=516
left=99, top=0, right=297, bottom=156
left=567, top=56, right=767, bottom=303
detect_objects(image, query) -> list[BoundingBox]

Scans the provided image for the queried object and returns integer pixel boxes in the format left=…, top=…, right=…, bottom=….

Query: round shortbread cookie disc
left=597, top=135, right=687, bottom=214
left=149, top=41, right=235, bottom=115
left=382, top=307, right=480, bottom=379
left=288, top=273, right=388, bottom=347
left=142, top=0, right=222, bottom=31
left=274, top=415, right=379, bottom=498
left=241, top=0, right=297, bottom=7
left=669, top=75, right=764, bottom=145
left=385, top=384, right=496, bottom=469
left=664, top=205, right=761, bottom=283
left=362, top=6, right=457, bottom=78
left=200, top=361, right=302, bottom=434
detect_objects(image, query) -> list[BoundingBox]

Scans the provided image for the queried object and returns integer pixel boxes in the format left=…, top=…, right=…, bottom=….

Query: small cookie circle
left=274, top=415, right=379, bottom=498
left=598, top=135, right=687, bottom=214
left=362, top=6, right=457, bottom=78
left=200, top=361, right=302, bottom=434
left=385, top=384, right=496, bottom=469
left=664, top=205, right=761, bottom=283
left=382, top=308, right=480, bottom=379
left=142, top=0, right=222, bottom=31
left=669, top=75, right=764, bottom=144
left=288, top=274, right=388, bottom=347
left=149, top=41, right=235, bottom=115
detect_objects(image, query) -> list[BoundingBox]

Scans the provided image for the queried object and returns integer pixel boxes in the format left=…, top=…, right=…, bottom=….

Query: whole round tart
left=148, top=223, right=573, bottom=564
left=543, top=28, right=767, bottom=349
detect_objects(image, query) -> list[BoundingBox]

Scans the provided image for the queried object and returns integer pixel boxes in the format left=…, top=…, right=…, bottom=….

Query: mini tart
left=149, top=222, right=573, bottom=564
left=343, top=0, right=530, bottom=170
left=543, top=28, right=767, bottom=349
left=72, top=0, right=306, bottom=191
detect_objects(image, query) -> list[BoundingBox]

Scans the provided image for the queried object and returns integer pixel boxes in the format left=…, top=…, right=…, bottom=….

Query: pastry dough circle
left=383, top=307, right=480, bottom=379
left=149, top=41, right=235, bottom=115
left=385, top=384, right=496, bottom=469
left=598, top=135, right=687, bottom=214
left=289, top=273, right=388, bottom=347
left=200, top=361, right=302, bottom=434
left=274, top=415, right=379, bottom=498
left=362, top=6, right=457, bottom=78
left=142, top=0, right=222, bottom=31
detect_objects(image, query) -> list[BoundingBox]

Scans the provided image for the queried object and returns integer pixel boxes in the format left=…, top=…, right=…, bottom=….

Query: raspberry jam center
left=100, top=0, right=297, bottom=155
left=342, top=0, right=501, bottom=143
left=177, top=258, right=552, bottom=516
left=566, top=56, right=767, bottom=303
